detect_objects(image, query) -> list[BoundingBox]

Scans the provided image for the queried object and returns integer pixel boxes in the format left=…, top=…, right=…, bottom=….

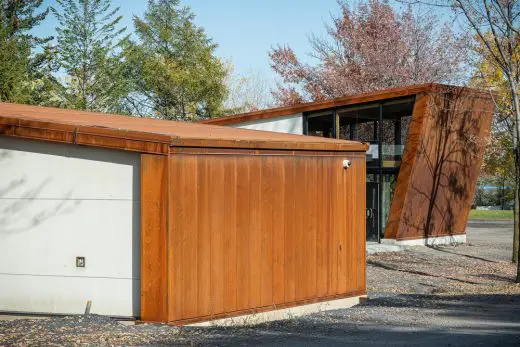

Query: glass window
left=307, top=114, right=334, bottom=138
left=381, top=100, right=415, bottom=168
left=381, top=173, right=398, bottom=232
left=306, top=97, right=414, bottom=170
left=401, top=115, right=412, bottom=148
left=338, top=105, right=380, bottom=167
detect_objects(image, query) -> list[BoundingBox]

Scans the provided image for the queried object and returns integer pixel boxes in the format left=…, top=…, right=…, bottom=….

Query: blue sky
left=40, top=0, right=346, bottom=82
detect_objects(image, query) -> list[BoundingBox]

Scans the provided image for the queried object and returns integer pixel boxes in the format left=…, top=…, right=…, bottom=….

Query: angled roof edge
left=200, top=83, right=494, bottom=126
left=0, top=102, right=368, bottom=154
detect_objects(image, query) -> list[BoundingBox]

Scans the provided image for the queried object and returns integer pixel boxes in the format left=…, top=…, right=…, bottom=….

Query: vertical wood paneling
left=168, top=153, right=366, bottom=323
left=294, top=158, right=306, bottom=301
left=272, top=161, right=285, bottom=304
left=260, top=157, right=274, bottom=307
left=307, top=159, right=318, bottom=299
left=235, top=158, right=251, bottom=310
left=140, top=154, right=168, bottom=322
left=170, top=156, right=183, bottom=320
left=346, top=159, right=358, bottom=292
left=316, top=158, right=329, bottom=297
left=209, top=156, right=225, bottom=315
left=283, top=159, right=296, bottom=303
left=181, top=156, right=198, bottom=317
left=223, top=157, right=238, bottom=313
left=336, top=162, right=348, bottom=294
left=248, top=157, right=262, bottom=309
left=328, top=161, right=339, bottom=296
left=355, top=160, right=367, bottom=291
left=197, top=157, right=211, bottom=316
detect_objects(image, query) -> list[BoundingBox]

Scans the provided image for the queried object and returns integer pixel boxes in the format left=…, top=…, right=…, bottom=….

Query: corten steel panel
left=0, top=102, right=366, bottom=152
left=384, top=93, right=430, bottom=240
left=166, top=151, right=366, bottom=324
left=385, top=88, right=494, bottom=241
left=140, top=154, right=169, bottom=322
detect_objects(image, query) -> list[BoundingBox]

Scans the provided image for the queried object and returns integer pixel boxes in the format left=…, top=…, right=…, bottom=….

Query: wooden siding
left=140, top=154, right=169, bottom=321
left=385, top=88, right=494, bottom=240
left=167, top=152, right=366, bottom=324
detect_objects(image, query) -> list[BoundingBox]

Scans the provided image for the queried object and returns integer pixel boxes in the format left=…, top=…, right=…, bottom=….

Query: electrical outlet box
left=76, top=256, right=85, bottom=268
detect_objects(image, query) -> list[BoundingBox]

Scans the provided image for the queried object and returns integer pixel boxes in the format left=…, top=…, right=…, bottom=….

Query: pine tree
left=0, top=0, right=51, bottom=102
left=126, top=0, right=228, bottom=121
left=54, top=0, right=130, bottom=112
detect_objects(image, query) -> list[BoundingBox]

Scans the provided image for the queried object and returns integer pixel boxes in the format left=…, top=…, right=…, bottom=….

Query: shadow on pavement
left=366, top=259, right=481, bottom=285
left=427, top=246, right=497, bottom=263
left=171, top=294, right=520, bottom=347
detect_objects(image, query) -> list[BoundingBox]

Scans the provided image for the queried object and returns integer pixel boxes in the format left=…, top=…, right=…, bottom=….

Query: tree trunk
left=516, top=156, right=520, bottom=277
left=501, top=178, right=505, bottom=210
left=514, top=178, right=519, bottom=264
left=517, top=178, right=520, bottom=281
left=510, top=81, right=520, bottom=280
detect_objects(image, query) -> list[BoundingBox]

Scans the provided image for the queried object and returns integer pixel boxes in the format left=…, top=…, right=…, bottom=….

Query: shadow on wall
left=0, top=137, right=141, bottom=317
left=0, top=150, right=81, bottom=235
left=392, top=87, right=490, bottom=241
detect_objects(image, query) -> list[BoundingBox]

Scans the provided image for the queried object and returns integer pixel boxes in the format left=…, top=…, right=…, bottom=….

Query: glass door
left=366, top=181, right=379, bottom=242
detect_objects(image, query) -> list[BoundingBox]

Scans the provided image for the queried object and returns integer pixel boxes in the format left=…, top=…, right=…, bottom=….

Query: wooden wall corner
left=140, top=154, right=169, bottom=322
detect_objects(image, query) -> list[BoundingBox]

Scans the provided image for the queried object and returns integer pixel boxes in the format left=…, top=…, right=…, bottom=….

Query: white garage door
left=0, top=136, right=140, bottom=317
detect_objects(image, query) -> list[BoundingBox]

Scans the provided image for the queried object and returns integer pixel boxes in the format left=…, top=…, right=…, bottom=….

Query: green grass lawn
left=469, top=209, right=514, bottom=220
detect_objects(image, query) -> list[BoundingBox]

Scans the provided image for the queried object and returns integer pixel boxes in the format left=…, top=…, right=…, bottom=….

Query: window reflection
left=307, top=114, right=334, bottom=138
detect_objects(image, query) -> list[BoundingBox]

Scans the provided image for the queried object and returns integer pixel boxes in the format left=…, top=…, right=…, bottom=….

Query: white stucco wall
left=0, top=136, right=140, bottom=317
left=231, top=113, right=303, bottom=134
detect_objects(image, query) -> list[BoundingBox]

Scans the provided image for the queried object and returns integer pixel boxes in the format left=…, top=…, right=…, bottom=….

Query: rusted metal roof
left=199, top=83, right=493, bottom=126
left=0, top=102, right=367, bottom=154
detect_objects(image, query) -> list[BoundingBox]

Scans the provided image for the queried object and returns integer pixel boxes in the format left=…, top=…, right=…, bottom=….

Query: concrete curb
left=187, top=295, right=365, bottom=327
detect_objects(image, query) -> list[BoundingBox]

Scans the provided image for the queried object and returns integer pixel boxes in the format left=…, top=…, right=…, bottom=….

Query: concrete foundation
left=366, top=242, right=408, bottom=254
left=188, top=295, right=365, bottom=327
left=381, top=234, right=466, bottom=247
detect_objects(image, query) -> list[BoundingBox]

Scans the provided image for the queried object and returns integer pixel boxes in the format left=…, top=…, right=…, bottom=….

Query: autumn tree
left=472, top=39, right=516, bottom=214
left=451, top=0, right=519, bottom=281
left=269, top=0, right=464, bottom=105
left=454, top=2, right=518, bottom=271
left=54, top=0, right=131, bottom=112
left=125, top=0, right=228, bottom=121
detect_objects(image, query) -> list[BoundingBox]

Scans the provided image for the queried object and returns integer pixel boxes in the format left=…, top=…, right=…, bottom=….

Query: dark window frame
left=304, top=96, right=416, bottom=243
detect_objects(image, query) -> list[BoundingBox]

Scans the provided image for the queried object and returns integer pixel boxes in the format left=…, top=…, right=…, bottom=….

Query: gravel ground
left=1, top=221, right=520, bottom=346
left=367, top=220, right=519, bottom=295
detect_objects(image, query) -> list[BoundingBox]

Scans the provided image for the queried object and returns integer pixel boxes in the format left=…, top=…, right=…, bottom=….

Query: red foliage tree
left=269, top=0, right=464, bottom=105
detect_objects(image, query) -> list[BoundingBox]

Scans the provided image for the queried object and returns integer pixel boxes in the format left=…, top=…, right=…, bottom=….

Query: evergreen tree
left=126, top=0, right=228, bottom=121
left=0, top=0, right=51, bottom=103
left=24, top=44, right=65, bottom=107
left=54, top=0, right=130, bottom=112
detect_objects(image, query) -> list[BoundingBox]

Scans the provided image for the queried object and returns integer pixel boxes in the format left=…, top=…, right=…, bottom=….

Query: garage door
left=0, top=136, right=140, bottom=317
